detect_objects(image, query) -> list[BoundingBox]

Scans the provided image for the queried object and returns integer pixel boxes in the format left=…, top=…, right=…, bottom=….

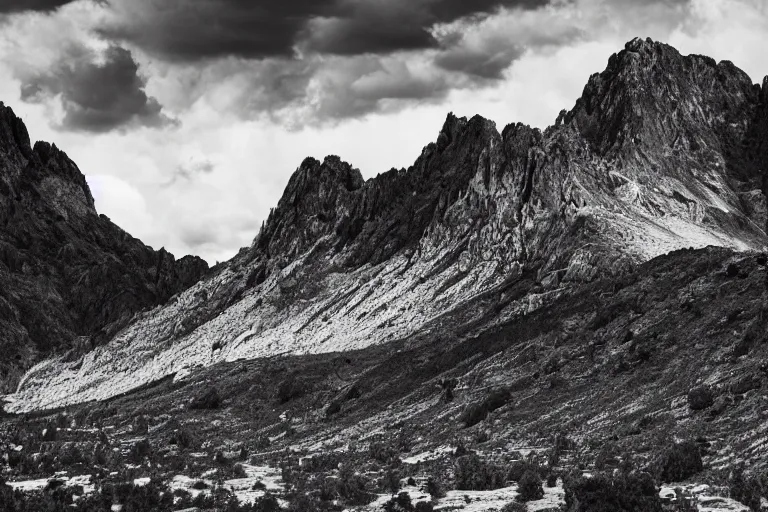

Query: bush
left=172, top=428, right=196, bottom=450
left=507, top=461, right=539, bottom=482
left=277, top=377, right=307, bottom=403
left=517, top=470, right=544, bottom=502
left=687, top=386, right=714, bottom=411
left=189, top=386, right=222, bottom=410
left=729, top=465, right=761, bottom=512
left=501, top=502, right=527, bottom=512
left=658, top=442, right=703, bottom=483
left=564, top=473, right=662, bottom=512
left=322, top=464, right=375, bottom=506
left=370, top=440, right=400, bottom=463
left=425, top=476, right=445, bottom=499
left=455, top=454, right=507, bottom=491
left=128, top=439, right=152, bottom=463
left=383, top=492, right=433, bottom=512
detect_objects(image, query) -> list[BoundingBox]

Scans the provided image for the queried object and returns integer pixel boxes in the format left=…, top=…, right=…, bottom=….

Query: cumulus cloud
left=19, top=45, right=175, bottom=133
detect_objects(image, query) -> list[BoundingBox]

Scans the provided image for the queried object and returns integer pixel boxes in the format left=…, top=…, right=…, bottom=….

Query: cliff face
left=5, top=38, right=768, bottom=413
left=0, top=104, right=208, bottom=392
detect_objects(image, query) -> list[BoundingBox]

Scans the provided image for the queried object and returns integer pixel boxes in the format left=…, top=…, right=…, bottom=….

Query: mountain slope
left=0, top=103, right=208, bottom=393
left=5, top=37, right=768, bottom=413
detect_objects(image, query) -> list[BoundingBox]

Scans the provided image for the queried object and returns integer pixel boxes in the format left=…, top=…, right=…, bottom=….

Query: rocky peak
left=31, top=141, right=96, bottom=214
left=0, top=103, right=33, bottom=166
left=560, top=37, right=760, bottom=161
left=0, top=102, right=209, bottom=392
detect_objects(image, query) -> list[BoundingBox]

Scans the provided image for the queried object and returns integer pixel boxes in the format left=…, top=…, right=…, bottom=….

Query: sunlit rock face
left=6, top=38, right=768, bottom=413
left=0, top=103, right=208, bottom=393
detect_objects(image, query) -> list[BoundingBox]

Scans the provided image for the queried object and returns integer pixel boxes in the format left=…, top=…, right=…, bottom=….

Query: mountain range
left=2, top=37, right=767, bottom=414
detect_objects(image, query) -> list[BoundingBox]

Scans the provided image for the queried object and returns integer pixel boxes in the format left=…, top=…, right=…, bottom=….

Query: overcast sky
left=0, top=0, right=766, bottom=263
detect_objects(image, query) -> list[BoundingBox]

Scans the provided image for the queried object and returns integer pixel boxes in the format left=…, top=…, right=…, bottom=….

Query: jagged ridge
left=5, top=38, right=768, bottom=412
left=0, top=103, right=209, bottom=393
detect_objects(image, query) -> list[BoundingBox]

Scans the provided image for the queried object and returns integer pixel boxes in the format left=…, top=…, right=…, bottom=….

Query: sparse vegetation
left=277, top=377, right=308, bottom=403
left=517, top=470, right=544, bottom=502
left=657, top=441, right=703, bottom=483
left=729, top=465, right=762, bottom=512
left=189, top=386, right=222, bottom=410
left=455, top=453, right=507, bottom=491
left=564, top=472, right=662, bottom=512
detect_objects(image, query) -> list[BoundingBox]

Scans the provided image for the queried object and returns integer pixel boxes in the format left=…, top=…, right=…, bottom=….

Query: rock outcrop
left=5, top=38, right=768, bottom=412
left=0, top=103, right=208, bottom=392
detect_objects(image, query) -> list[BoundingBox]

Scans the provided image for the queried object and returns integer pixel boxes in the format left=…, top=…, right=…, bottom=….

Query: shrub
left=128, top=439, right=152, bottom=463
left=658, top=442, right=703, bottom=483
left=729, top=465, right=761, bottom=512
left=501, top=501, right=527, bottom=512
left=517, top=470, right=544, bottom=502
left=172, top=428, right=196, bottom=450
left=425, top=476, right=445, bottom=499
left=687, top=386, right=714, bottom=411
left=455, top=454, right=507, bottom=491
left=384, top=467, right=401, bottom=495
left=277, top=377, right=307, bottom=403
left=546, top=473, right=558, bottom=487
left=322, top=464, right=375, bottom=506
left=253, top=493, right=282, bottom=512
left=507, top=461, right=539, bottom=483
left=189, top=386, right=222, bottom=410
left=383, top=492, right=433, bottom=512
left=232, top=464, right=248, bottom=478
left=370, top=440, right=400, bottom=463
left=134, top=415, right=149, bottom=434
left=564, top=473, right=662, bottom=512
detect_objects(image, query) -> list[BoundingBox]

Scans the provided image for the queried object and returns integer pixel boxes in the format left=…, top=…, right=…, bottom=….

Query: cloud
left=431, top=7, right=585, bottom=79
left=164, top=158, right=215, bottom=187
left=96, top=0, right=553, bottom=62
left=0, top=0, right=79, bottom=14
left=19, top=44, right=175, bottom=133
left=96, top=0, right=339, bottom=62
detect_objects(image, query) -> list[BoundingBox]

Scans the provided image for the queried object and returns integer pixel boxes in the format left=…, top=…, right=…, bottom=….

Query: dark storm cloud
left=97, top=0, right=339, bottom=62
left=0, top=0, right=78, bottom=13
left=20, top=45, right=175, bottom=133
left=97, top=0, right=553, bottom=62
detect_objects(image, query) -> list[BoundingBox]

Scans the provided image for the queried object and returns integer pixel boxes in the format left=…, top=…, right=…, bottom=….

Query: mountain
left=0, top=103, right=208, bottom=393
left=4, top=37, right=768, bottom=413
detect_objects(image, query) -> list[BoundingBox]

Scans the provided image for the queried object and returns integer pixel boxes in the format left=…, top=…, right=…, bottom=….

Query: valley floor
left=2, top=247, right=768, bottom=511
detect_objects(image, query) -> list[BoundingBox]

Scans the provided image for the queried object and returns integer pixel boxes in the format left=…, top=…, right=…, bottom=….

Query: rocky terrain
left=0, top=103, right=208, bottom=393
left=0, top=37, right=767, bottom=512
left=5, top=37, right=767, bottom=414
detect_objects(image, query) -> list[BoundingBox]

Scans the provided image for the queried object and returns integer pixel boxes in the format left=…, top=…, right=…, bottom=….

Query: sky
left=0, top=0, right=766, bottom=264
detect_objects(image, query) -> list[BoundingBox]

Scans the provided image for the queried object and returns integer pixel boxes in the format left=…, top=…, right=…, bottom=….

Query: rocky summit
left=0, top=37, right=768, bottom=512
left=0, top=103, right=208, bottom=393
